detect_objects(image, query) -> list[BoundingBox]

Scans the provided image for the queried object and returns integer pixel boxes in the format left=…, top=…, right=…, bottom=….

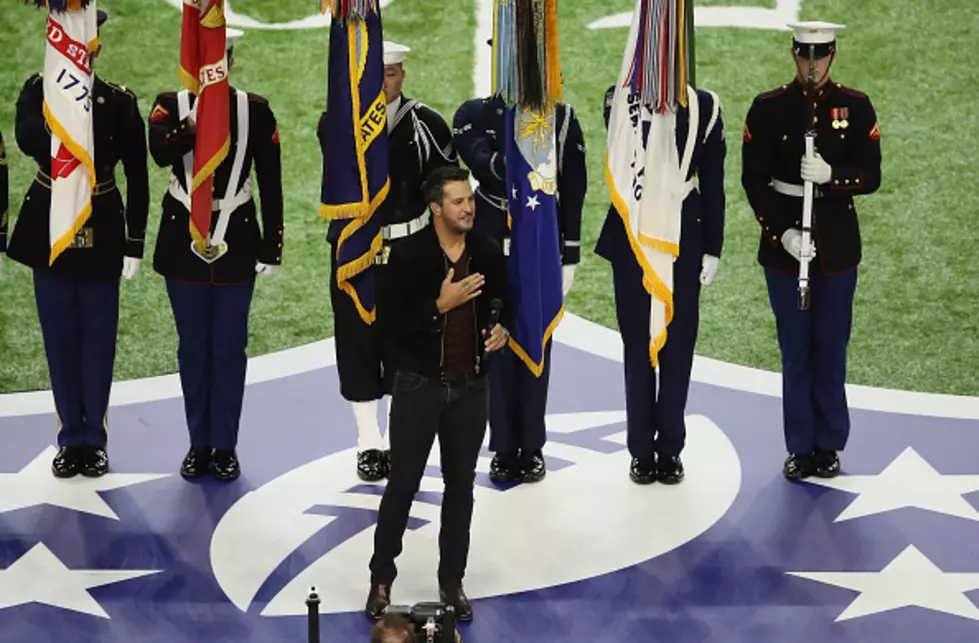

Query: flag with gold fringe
left=319, top=0, right=389, bottom=325
left=605, top=0, right=691, bottom=367
left=27, top=0, right=98, bottom=265
left=179, top=0, right=231, bottom=256
left=491, top=0, right=564, bottom=377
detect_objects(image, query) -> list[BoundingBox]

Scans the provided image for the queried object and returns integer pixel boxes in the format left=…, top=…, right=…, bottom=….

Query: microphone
left=486, top=298, right=502, bottom=331
left=483, top=298, right=503, bottom=365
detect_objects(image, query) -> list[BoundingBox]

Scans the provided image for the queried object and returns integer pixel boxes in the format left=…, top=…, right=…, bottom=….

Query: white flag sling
left=42, top=1, right=98, bottom=265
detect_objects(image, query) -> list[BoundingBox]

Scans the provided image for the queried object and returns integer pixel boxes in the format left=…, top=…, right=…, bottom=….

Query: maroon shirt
left=442, top=250, right=476, bottom=375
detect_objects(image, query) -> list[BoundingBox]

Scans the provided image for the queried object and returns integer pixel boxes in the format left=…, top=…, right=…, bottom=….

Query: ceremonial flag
left=179, top=0, right=230, bottom=254
left=606, top=0, right=691, bottom=366
left=493, top=0, right=564, bottom=376
left=32, top=0, right=98, bottom=265
left=319, top=0, right=389, bottom=324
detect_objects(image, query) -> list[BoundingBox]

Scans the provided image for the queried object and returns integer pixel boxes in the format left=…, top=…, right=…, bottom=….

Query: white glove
left=700, top=254, right=719, bottom=286
left=562, top=264, right=576, bottom=296
left=781, top=228, right=817, bottom=263
left=801, top=152, right=832, bottom=184
left=255, top=262, right=276, bottom=276
left=122, top=257, right=140, bottom=280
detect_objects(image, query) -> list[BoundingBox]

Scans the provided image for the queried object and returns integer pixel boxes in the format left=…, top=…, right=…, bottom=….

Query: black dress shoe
left=439, top=586, right=473, bottom=622
left=489, top=453, right=519, bottom=484
left=51, top=446, right=81, bottom=478
left=783, top=453, right=813, bottom=480
left=210, top=449, right=241, bottom=482
left=629, top=457, right=656, bottom=484
left=518, top=449, right=546, bottom=483
left=357, top=449, right=388, bottom=482
left=365, top=583, right=391, bottom=622
left=812, top=450, right=841, bottom=478
left=657, top=455, right=684, bottom=484
left=80, top=447, right=109, bottom=478
left=180, top=448, right=211, bottom=479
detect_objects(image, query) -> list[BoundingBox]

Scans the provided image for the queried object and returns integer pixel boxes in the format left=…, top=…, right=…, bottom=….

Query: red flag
left=179, top=0, right=230, bottom=253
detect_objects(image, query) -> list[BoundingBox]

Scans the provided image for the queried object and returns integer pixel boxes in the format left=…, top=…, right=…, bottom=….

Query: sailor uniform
left=320, top=95, right=457, bottom=404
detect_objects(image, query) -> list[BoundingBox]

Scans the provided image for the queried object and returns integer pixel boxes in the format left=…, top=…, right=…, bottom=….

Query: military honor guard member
left=452, top=68, right=587, bottom=484
left=741, top=22, right=881, bottom=480
left=148, top=27, right=284, bottom=482
left=319, top=40, right=457, bottom=482
left=6, top=9, right=149, bottom=478
left=598, top=14, right=726, bottom=485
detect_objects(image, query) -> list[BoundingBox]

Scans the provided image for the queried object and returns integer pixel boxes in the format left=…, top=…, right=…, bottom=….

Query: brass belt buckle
left=190, top=240, right=229, bottom=264
left=71, top=227, right=94, bottom=249
left=374, top=244, right=391, bottom=266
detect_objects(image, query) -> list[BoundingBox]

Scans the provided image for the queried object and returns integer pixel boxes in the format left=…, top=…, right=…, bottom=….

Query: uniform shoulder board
left=757, top=84, right=789, bottom=100
left=104, top=79, right=137, bottom=100
left=247, top=92, right=269, bottom=104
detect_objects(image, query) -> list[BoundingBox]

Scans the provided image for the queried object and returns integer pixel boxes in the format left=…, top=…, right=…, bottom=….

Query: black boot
left=439, top=585, right=473, bottom=622
left=365, top=583, right=391, bottom=622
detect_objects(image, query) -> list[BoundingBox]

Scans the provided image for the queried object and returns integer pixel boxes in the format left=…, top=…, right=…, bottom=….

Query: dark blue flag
left=319, top=3, right=389, bottom=324
left=504, top=104, right=564, bottom=376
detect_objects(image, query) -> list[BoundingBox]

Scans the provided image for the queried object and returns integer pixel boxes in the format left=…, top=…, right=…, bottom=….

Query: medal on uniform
left=190, top=239, right=228, bottom=263
left=831, top=107, right=849, bottom=129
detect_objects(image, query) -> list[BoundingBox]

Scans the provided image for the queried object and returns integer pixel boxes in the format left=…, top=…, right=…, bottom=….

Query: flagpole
left=686, top=0, right=696, bottom=88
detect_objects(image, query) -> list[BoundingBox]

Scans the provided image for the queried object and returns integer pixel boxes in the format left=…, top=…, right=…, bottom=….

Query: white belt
left=168, top=174, right=253, bottom=213
left=771, top=178, right=821, bottom=198
left=382, top=211, right=429, bottom=241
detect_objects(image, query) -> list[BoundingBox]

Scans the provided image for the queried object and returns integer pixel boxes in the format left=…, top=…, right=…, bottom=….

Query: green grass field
left=1, top=0, right=977, bottom=396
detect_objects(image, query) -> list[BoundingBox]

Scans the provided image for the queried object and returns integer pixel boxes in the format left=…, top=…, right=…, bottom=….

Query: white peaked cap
left=788, top=21, right=846, bottom=45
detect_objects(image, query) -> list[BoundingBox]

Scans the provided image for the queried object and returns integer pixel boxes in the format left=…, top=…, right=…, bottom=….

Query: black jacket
left=149, top=87, right=284, bottom=284
left=379, top=223, right=512, bottom=379
left=742, top=79, right=881, bottom=275
left=6, top=74, right=149, bottom=280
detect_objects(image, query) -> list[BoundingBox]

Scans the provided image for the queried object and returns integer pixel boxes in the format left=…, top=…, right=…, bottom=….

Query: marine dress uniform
left=148, top=29, right=284, bottom=482
left=741, top=22, right=882, bottom=479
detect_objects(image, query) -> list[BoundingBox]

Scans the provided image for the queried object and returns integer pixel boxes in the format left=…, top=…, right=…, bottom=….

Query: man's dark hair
left=422, top=166, right=471, bottom=207
left=369, top=613, right=414, bottom=643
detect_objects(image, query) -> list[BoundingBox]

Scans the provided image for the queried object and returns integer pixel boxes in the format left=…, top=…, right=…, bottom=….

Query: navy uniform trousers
left=765, top=268, right=857, bottom=454
left=165, top=279, right=255, bottom=451
left=473, top=190, right=550, bottom=456
left=33, top=270, right=120, bottom=448
left=604, top=200, right=704, bottom=459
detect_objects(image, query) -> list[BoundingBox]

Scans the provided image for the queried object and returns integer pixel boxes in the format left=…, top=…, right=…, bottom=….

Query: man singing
left=366, top=166, right=511, bottom=623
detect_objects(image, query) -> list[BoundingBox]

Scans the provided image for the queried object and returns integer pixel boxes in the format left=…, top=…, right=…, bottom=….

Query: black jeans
left=369, top=369, right=488, bottom=590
